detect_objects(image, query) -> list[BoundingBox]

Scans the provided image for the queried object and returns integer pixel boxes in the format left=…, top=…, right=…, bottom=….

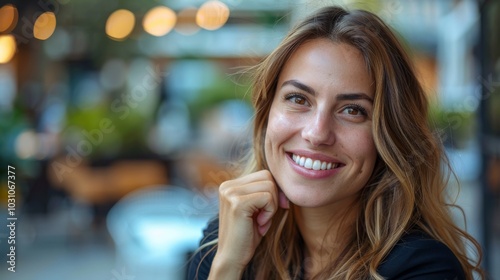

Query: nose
left=301, top=110, right=336, bottom=146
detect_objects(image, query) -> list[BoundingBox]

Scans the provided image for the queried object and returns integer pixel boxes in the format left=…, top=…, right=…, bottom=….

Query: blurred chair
left=49, top=159, right=169, bottom=205
left=106, top=185, right=218, bottom=280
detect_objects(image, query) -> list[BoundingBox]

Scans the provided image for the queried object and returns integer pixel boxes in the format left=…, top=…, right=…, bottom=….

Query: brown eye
left=292, top=96, right=306, bottom=105
left=342, top=105, right=367, bottom=116
left=285, top=94, right=309, bottom=106
left=346, top=107, right=360, bottom=115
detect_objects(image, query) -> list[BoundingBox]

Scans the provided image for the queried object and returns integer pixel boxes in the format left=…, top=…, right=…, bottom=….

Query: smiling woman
left=265, top=39, right=377, bottom=208
left=188, top=5, right=484, bottom=280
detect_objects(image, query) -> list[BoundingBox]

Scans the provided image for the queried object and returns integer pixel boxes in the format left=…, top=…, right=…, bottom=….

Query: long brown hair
left=241, top=6, right=484, bottom=279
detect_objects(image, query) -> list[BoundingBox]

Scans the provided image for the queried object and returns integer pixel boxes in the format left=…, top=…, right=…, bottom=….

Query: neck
left=294, top=200, right=360, bottom=277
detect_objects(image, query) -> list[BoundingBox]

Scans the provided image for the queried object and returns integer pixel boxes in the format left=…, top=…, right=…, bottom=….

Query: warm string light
left=106, top=9, right=136, bottom=41
left=0, top=4, right=18, bottom=33
left=1, top=0, right=231, bottom=48
left=196, top=0, right=230, bottom=31
left=143, top=6, right=177, bottom=37
left=0, top=4, right=57, bottom=42
left=0, top=4, right=17, bottom=63
left=34, top=12, right=57, bottom=40
left=107, top=1, right=230, bottom=40
left=0, top=34, right=16, bottom=64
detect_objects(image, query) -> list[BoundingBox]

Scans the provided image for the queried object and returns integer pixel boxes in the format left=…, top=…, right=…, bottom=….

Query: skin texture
left=210, top=170, right=289, bottom=279
left=209, top=38, right=378, bottom=278
left=265, top=39, right=378, bottom=275
left=265, top=38, right=377, bottom=210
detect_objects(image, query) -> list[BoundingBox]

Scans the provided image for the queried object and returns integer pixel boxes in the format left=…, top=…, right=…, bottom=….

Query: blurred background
left=0, top=0, right=498, bottom=279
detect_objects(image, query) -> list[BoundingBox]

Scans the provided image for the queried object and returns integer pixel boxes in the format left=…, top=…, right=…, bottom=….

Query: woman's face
left=264, top=38, right=377, bottom=208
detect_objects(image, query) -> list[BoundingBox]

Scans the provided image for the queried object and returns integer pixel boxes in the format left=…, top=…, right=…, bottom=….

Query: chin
left=282, top=187, right=330, bottom=208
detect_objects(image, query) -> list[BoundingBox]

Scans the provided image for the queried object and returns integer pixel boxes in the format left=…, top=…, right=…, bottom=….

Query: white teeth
left=292, top=154, right=339, bottom=171
left=312, top=160, right=321, bottom=170
left=320, top=161, right=327, bottom=170
left=304, top=158, right=313, bottom=169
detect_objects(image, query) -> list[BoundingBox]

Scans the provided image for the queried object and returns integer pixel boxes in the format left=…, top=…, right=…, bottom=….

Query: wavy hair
left=238, top=5, right=484, bottom=280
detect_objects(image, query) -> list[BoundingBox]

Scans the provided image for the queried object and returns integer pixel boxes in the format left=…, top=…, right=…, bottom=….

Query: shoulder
left=187, top=217, right=219, bottom=280
left=378, top=231, right=465, bottom=280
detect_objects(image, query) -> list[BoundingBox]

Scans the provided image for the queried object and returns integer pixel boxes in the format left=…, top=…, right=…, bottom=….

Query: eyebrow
left=281, top=79, right=373, bottom=103
left=281, top=79, right=316, bottom=95
left=336, top=93, right=373, bottom=103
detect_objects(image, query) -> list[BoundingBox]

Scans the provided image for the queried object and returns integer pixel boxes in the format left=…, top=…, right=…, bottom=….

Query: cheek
left=344, top=129, right=377, bottom=165
left=264, top=107, right=297, bottom=166
left=266, top=108, right=294, bottom=143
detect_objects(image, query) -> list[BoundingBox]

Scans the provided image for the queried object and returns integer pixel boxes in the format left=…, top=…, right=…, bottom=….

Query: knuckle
left=219, top=179, right=233, bottom=191
left=260, top=169, right=273, bottom=180
left=263, top=192, right=276, bottom=210
left=228, top=195, right=244, bottom=209
left=219, top=178, right=237, bottom=191
left=263, top=191, right=272, bottom=200
left=262, top=181, right=276, bottom=194
left=264, top=180, right=275, bottom=189
left=219, top=185, right=235, bottom=198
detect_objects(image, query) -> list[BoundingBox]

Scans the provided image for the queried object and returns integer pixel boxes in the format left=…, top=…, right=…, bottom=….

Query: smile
left=292, top=153, right=341, bottom=170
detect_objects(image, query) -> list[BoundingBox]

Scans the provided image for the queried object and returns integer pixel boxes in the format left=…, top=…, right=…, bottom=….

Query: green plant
left=428, top=103, right=475, bottom=149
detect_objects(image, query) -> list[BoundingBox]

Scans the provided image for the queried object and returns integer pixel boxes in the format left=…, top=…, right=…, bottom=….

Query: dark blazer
left=187, top=217, right=465, bottom=280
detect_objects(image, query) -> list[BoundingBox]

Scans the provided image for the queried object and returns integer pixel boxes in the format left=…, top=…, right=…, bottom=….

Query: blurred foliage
left=0, top=103, right=40, bottom=189
left=55, top=0, right=152, bottom=63
left=65, top=102, right=149, bottom=158
left=188, top=73, right=252, bottom=123
left=428, top=103, right=475, bottom=149
left=0, top=105, right=29, bottom=160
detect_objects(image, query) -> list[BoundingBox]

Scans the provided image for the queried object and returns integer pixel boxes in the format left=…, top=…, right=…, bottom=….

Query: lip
left=286, top=150, right=344, bottom=179
left=287, top=149, right=344, bottom=164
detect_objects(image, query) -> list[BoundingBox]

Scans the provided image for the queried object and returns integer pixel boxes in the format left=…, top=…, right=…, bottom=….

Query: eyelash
left=284, top=93, right=368, bottom=116
left=343, top=103, right=368, bottom=116
left=284, top=93, right=308, bottom=105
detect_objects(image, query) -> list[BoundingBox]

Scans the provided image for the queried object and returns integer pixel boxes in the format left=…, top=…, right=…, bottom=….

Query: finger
left=222, top=180, right=276, bottom=196
left=220, top=181, right=278, bottom=211
left=278, top=189, right=290, bottom=209
left=258, top=219, right=272, bottom=236
left=225, top=170, right=274, bottom=186
left=256, top=207, right=274, bottom=226
left=235, top=192, right=277, bottom=221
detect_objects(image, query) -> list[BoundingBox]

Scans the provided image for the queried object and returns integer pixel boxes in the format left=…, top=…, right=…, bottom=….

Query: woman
left=188, top=6, right=484, bottom=280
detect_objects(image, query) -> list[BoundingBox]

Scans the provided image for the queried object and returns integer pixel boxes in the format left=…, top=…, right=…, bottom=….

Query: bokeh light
left=106, top=9, right=136, bottom=41
left=196, top=0, right=230, bottom=31
left=143, top=6, right=177, bottom=37
left=175, top=7, right=200, bottom=35
left=0, top=4, right=18, bottom=33
left=15, top=130, right=39, bottom=159
left=0, top=1, right=496, bottom=279
left=34, top=12, right=57, bottom=40
left=0, top=34, right=16, bottom=64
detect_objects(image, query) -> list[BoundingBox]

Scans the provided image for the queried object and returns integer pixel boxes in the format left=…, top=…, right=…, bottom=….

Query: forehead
left=277, top=38, right=373, bottom=96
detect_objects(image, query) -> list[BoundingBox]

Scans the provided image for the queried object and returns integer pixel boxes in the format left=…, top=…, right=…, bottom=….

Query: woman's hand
left=209, top=170, right=289, bottom=279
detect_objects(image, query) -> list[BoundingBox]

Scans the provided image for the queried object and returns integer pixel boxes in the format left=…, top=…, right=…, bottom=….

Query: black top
left=187, top=217, right=465, bottom=280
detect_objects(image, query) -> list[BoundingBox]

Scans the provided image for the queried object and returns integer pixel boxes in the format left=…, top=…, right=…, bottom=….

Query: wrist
left=208, top=254, right=244, bottom=280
